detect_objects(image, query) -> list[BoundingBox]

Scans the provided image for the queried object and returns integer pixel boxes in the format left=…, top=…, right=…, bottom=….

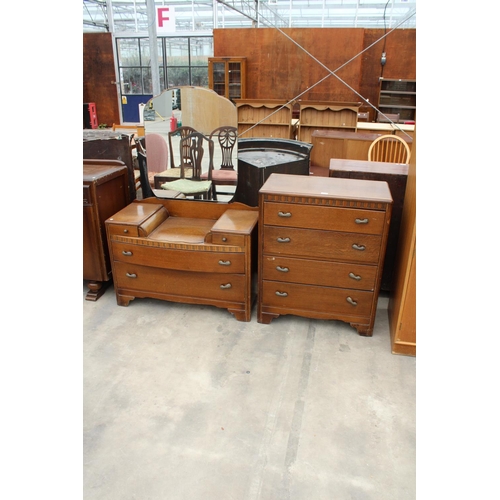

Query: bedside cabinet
left=258, top=174, right=392, bottom=336
left=83, top=160, right=130, bottom=301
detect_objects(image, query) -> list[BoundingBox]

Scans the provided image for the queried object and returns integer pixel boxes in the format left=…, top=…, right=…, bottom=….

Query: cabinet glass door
left=228, top=62, right=242, bottom=99
left=212, top=62, right=226, bottom=97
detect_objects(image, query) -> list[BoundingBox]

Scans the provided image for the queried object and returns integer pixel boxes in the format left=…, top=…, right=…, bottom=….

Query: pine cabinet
left=208, top=57, right=246, bottom=101
left=235, top=99, right=294, bottom=139
left=297, top=101, right=361, bottom=143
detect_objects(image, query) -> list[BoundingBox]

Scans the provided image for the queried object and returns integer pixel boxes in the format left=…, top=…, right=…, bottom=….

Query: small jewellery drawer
left=107, top=224, right=142, bottom=237
left=261, top=255, right=377, bottom=291
left=263, top=202, right=386, bottom=235
left=111, top=241, right=245, bottom=273
left=211, top=233, right=246, bottom=247
left=262, top=280, right=374, bottom=317
left=113, top=262, right=246, bottom=301
left=263, top=226, right=382, bottom=263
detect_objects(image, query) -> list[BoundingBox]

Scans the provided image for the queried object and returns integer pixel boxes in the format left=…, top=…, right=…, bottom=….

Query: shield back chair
left=152, top=126, right=198, bottom=188
left=160, top=132, right=213, bottom=200
left=201, top=126, right=238, bottom=201
left=137, top=133, right=170, bottom=193
left=368, top=134, right=411, bottom=164
left=137, top=149, right=185, bottom=199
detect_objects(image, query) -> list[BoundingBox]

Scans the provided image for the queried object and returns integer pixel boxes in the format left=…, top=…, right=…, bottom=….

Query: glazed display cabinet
left=208, top=57, right=246, bottom=101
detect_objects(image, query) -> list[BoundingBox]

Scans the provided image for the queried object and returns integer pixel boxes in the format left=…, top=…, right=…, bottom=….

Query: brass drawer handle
left=355, top=218, right=369, bottom=224
left=220, top=283, right=232, bottom=289
left=352, top=244, right=366, bottom=251
left=218, top=260, right=231, bottom=266
left=126, top=273, right=137, bottom=278
left=275, top=291, right=288, bottom=297
left=122, top=250, right=132, bottom=256
left=278, top=211, right=292, bottom=218
left=276, top=266, right=289, bottom=272
left=346, top=296, right=357, bottom=306
left=277, top=237, right=291, bottom=243
left=349, top=272, right=361, bottom=281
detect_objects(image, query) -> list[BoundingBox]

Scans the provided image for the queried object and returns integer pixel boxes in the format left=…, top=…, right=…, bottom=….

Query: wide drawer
left=263, top=226, right=382, bottom=263
left=113, top=261, right=246, bottom=301
left=261, top=255, right=377, bottom=291
left=263, top=202, right=386, bottom=235
left=262, top=280, right=373, bottom=317
left=111, top=241, right=245, bottom=273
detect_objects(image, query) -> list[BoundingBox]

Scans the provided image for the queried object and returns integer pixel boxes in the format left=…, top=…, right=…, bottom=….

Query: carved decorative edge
left=111, top=235, right=244, bottom=253
left=262, top=193, right=388, bottom=210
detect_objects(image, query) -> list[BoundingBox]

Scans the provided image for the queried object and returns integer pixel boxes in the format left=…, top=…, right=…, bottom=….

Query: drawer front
left=107, top=223, right=141, bottom=238
left=113, top=261, right=246, bottom=301
left=111, top=241, right=245, bottom=273
left=263, top=202, right=386, bottom=235
left=211, top=233, right=246, bottom=247
left=261, top=255, right=377, bottom=291
left=262, top=280, right=373, bottom=317
left=263, top=226, right=382, bottom=263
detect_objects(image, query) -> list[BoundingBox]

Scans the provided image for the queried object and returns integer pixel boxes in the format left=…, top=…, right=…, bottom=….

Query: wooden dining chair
left=159, top=132, right=213, bottom=200
left=169, top=126, right=197, bottom=167
left=368, top=134, right=411, bottom=164
left=201, top=126, right=238, bottom=200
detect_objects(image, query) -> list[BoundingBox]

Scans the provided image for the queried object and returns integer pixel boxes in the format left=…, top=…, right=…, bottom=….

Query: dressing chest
left=105, top=199, right=258, bottom=321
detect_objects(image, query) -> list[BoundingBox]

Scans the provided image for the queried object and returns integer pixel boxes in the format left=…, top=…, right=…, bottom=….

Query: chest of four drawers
left=257, top=174, right=393, bottom=336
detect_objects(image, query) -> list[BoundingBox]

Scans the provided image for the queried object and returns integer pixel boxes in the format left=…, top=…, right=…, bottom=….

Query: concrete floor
left=83, top=279, right=416, bottom=499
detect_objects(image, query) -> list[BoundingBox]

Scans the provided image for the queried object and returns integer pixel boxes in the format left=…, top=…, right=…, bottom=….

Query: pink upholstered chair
left=141, top=133, right=169, bottom=189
